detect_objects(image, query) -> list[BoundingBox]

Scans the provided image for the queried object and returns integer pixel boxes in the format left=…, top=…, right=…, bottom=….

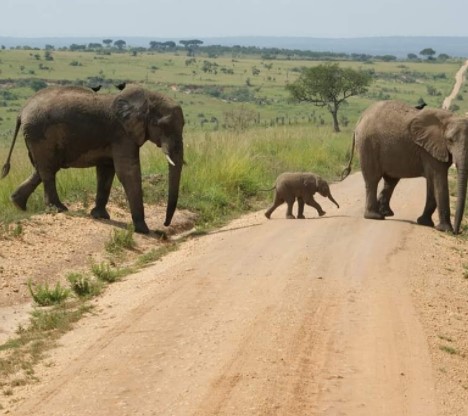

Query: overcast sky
left=3, top=0, right=468, bottom=39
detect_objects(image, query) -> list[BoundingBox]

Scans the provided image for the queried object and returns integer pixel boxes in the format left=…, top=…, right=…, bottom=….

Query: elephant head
left=113, top=86, right=184, bottom=226
left=317, top=178, right=340, bottom=209
left=410, top=109, right=468, bottom=234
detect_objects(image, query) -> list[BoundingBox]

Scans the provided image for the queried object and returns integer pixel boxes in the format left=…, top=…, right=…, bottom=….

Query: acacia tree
left=420, top=48, right=436, bottom=60
left=286, top=63, right=372, bottom=132
left=179, top=39, right=203, bottom=56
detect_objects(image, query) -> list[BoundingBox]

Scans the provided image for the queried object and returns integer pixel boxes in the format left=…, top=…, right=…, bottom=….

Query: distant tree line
left=4, top=40, right=453, bottom=63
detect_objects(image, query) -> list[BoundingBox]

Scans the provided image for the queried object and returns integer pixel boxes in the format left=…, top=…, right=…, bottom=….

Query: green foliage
left=29, top=79, right=48, bottom=92
left=67, top=273, right=102, bottom=298
left=90, top=262, right=133, bottom=283
left=28, top=280, right=70, bottom=306
left=286, top=63, right=372, bottom=131
left=105, top=225, right=136, bottom=254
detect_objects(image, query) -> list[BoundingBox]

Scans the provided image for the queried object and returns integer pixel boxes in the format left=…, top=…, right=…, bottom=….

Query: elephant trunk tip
left=340, top=167, right=351, bottom=181
left=1, top=163, right=10, bottom=179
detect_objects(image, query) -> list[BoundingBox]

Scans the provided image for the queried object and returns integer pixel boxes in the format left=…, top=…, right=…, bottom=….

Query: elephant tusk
left=165, top=154, right=176, bottom=167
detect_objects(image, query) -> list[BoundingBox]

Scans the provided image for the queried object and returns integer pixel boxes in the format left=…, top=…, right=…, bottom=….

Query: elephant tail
left=340, top=132, right=356, bottom=181
left=1, top=115, right=22, bottom=179
left=257, top=185, right=276, bottom=192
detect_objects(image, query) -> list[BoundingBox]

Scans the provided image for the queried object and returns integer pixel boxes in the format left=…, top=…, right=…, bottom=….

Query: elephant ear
left=112, top=87, right=149, bottom=146
left=409, top=110, right=450, bottom=162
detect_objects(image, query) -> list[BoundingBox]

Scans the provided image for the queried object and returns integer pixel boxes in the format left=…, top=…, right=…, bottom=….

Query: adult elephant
left=1, top=84, right=184, bottom=234
left=342, top=100, right=467, bottom=234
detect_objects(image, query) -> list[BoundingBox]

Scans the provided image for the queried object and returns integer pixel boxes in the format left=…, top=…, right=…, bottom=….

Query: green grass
left=90, top=262, right=132, bottom=283
left=0, top=50, right=466, bottom=231
left=67, top=272, right=103, bottom=298
left=104, top=225, right=136, bottom=254
left=27, top=281, right=70, bottom=306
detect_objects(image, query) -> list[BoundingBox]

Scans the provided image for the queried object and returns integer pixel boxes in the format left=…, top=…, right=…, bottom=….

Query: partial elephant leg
left=363, top=176, right=384, bottom=220
left=114, top=153, right=149, bottom=234
left=433, top=172, right=453, bottom=232
left=417, top=177, right=436, bottom=227
left=265, top=193, right=284, bottom=219
left=11, top=170, right=42, bottom=210
left=91, top=163, right=115, bottom=220
left=285, top=196, right=295, bottom=219
left=40, top=169, right=68, bottom=212
left=378, top=175, right=400, bottom=217
left=304, top=195, right=326, bottom=216
left=297, top=197, right=306, bottom=219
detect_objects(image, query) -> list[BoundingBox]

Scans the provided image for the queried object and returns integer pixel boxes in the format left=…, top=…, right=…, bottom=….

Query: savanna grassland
left=0, top=47, right=465, bottom=228
left=1, top=46, right=468, bottom=414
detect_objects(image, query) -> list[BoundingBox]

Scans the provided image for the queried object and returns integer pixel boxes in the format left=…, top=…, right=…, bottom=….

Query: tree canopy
left=286, top=63, right=372, bottom=132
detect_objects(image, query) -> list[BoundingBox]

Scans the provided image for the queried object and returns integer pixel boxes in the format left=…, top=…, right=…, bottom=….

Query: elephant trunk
left=453, top=167, right=467, bottom=234
left=164, top=142, right=184, bottom=227
left=328, top=192, right=340, bottom=209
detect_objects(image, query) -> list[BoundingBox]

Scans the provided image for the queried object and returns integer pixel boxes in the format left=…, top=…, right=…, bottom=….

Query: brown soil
left=0, top=203, right=197, bottom=343
left=1, top=173, right=467, bottom=415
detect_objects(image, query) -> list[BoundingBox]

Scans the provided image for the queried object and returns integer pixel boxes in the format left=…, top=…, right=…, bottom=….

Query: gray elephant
left=1, top=84, right=184, bottom=234
left=264, top=172, right=339, bottom=219
left=341, top=100, right=468, bottom=234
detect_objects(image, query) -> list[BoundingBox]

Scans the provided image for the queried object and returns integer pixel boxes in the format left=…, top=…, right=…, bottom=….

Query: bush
left=28, top=280, right=70, bottom=306
left=29, top=79, right=47, bottom=92
left=67, top=273, right=102, bottom=297
left=105, top=225, right=135, bottom=254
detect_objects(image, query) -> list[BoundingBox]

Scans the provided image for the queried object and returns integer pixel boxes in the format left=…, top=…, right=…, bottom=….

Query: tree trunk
left=331, top=108, right=340, bottom=132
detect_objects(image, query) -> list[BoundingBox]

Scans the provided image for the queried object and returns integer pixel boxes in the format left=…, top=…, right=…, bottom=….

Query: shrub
left=28, top=280, right=70, bottom=306
left=105, top=225, right=135, bottom=254
left=67, top=273, right=102, bottom=297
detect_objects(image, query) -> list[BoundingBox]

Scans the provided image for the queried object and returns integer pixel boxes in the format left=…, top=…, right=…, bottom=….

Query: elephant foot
left=91, top=207, right=111, bottom=220
left=364, top=210, right=384, bottom=220
left=47, top=202, right=68, bottom=212
left=264, top=212, right=271, bottom=219
left=286, top=214, right=296, bottom=219
left=134, top=220, right=150, bottom=234
left=435, top=222, right=453, bottom=233
left=379, top=206, right=394, bottom=217
left=318, top=211, right=326, bottom=217
left=297, top=214, right=306, bottom=219
left=417, top=216, right=434, bottom=227
left=11, top=192, right=28, bottom=211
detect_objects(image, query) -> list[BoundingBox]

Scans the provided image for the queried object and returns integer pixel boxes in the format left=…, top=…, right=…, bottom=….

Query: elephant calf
left=265, top=172, right=339, bottom=219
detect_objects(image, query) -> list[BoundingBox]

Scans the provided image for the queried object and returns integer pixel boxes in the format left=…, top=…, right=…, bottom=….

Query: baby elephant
left=265, top=172, right=339, bottom=219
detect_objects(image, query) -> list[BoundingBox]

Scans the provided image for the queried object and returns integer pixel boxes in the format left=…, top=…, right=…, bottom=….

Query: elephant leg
left=40, top=169, right=68, bottom=212
left=114, top=155, right=149, bottom=234
left=433, top=172, right=453, bottom=232
left=265, top=194, right=284, bottom=219
left=297, top=197, right=305, bottom=219
left=378, top=175, right=399, bottom=217
left=285, top=197, right=295, bottom=219
left=417, top=177, right=436, bottom=227
left=363, top=176, right=384, bottom=220
left=91, top=163, right=115, bottom=220
left=304, top=195, right=326, bottom=217
left=11, top=170, right=42, bottom=210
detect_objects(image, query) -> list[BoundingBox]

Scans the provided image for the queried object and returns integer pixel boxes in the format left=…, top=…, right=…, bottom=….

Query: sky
left=2, top=0, right=468, bottom=39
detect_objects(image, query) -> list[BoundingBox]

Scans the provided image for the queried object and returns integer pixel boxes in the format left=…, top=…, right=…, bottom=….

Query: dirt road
left=442, top=59, right=468, bottom=110
left=9, top=173, right=467, bottom=416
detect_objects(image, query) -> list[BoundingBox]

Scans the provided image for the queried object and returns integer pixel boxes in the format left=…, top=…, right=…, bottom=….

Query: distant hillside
left=1, top=36, right=467, bottom=58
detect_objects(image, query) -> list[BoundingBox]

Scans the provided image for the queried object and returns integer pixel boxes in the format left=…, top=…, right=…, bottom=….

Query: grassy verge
left=0, top=228, right=179, bottom=396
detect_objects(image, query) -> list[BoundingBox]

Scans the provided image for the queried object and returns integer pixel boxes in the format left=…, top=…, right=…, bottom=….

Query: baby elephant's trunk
left=328, top=192, right=339, bottom=209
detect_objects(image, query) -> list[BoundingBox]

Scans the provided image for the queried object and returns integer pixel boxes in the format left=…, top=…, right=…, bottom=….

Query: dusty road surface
left=442, top=59, right=468, bottom=110
left=8, top=173, right=468, bottom=416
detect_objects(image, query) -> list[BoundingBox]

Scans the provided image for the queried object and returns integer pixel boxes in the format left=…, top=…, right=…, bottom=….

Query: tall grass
left=168, top=125, right=352, bottom=226
left=0, top=124, right=353, bottom=227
